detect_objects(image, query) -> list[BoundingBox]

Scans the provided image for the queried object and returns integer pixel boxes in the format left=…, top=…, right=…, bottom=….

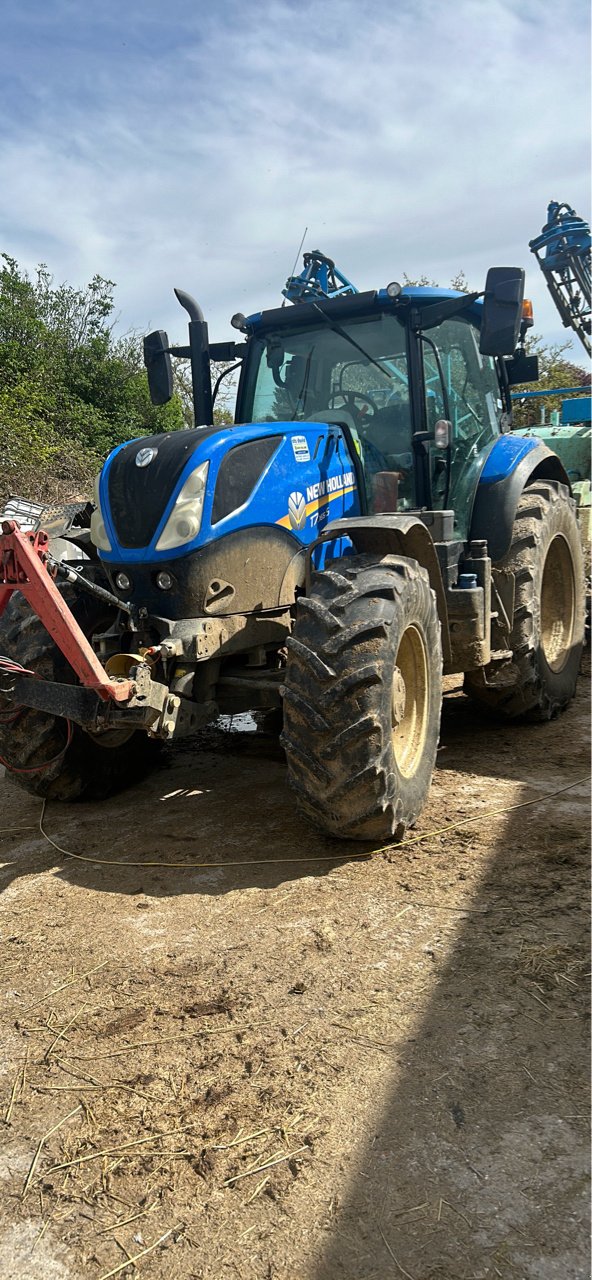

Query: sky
left=0, top=0, right=590, bottom=357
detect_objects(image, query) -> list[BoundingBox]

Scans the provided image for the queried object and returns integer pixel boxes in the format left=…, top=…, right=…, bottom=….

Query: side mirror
left=479, top=268, right=525, bottom=356
left=143, top=330, right=174, bottom=405
left=505, top=352, right=540, bottom=386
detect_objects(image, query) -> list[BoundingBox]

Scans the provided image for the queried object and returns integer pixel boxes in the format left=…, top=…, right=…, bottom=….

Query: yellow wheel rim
left=540, top=534, right=576, bottom=673
left=392, top=625, right=429, bottom=778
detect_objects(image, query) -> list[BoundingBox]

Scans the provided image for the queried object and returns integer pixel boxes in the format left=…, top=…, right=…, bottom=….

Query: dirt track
left=0, top=666, right=590, bottom=1280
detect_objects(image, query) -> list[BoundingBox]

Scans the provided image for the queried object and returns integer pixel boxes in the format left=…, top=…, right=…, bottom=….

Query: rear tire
left=281, top=554, right=442, bottom=841
left=0, top=589, right=159, bottom=800
left=465, top=482, right=585, bottom=720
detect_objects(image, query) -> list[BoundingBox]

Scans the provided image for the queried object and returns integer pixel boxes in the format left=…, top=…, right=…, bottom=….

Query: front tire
left=465, top=482, right=585, bottom=720
left=281, top=554, right=442, bottom=841
left=0, top=589, right=159, bottom=800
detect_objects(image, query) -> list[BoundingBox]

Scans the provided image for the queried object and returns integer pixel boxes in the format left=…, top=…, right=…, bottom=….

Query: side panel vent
left=212, top=438, right=280, bottom=524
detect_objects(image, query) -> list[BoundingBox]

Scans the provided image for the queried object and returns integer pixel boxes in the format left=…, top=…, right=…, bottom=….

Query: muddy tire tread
left=281, top=554, right=442, bottom=841
left=0, top=589, right=158, bottom=800
left=465, top=482, right=585, bottom=721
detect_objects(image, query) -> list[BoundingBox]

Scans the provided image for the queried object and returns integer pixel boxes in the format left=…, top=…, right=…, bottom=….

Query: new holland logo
left=288, top=491, right=307, bottom=531
left=135, top=446, right=158, bottom=468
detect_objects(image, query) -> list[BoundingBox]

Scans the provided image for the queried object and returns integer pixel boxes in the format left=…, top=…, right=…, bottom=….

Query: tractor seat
left=360, top=404, right=411, bottom=457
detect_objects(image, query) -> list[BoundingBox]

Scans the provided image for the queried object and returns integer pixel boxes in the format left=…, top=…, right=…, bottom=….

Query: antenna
left=282, top=225, right=308, bottom=306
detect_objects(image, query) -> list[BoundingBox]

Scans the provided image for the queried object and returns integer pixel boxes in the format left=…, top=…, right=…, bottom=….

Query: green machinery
left=513, top=202, right=591, bottom=560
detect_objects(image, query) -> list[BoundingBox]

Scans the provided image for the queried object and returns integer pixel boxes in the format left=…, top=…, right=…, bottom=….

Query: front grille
left=107, top=427, right=221, bottom=548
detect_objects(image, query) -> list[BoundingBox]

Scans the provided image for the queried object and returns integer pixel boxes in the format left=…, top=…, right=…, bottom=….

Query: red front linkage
left=0, top=520, right=132, bottom=703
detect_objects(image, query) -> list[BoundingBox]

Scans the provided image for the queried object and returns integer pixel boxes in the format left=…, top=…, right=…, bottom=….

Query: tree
left=402, top=271, right=469, bottom=291
left=0, top=255, right=183, bottom=506
left=173, top=359, right=238, bottom=428
left=511, top=335, right=590, bottom=428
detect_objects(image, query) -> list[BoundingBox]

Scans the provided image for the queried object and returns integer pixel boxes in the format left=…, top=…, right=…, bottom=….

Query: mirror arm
left=411, top=292, right=481, bottom=331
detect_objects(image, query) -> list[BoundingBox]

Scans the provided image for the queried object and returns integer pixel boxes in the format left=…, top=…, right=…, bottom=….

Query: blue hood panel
left=98, top=421, right=360, bottom=564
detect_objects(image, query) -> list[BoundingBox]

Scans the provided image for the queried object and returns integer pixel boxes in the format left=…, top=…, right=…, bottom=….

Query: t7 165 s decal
left=276, top=470, right=357, bottom=532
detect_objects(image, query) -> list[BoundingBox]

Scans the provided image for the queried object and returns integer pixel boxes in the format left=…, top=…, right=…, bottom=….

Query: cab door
left=421, top=316, right=502, bottom=537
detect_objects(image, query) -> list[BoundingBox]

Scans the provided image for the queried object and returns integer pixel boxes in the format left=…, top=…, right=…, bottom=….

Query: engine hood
left=95, top=420, right=360, bottom=564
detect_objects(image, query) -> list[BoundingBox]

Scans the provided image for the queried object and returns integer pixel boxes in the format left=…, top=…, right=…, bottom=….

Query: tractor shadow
left=309, top=664, right=591, bottom=1279
left=312, top=822, right=590, bottom=1278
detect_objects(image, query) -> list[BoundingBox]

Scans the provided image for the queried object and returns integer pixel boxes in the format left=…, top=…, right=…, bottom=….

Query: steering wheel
left=329, top=390, right=378, bottom=426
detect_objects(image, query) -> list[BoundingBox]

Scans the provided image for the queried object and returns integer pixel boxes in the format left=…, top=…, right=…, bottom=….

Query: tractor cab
left=238, top=305, right=415, bottom=513
left=235, top=292, right=508, bottom=539
left=140, top=252, right=538, bottom=551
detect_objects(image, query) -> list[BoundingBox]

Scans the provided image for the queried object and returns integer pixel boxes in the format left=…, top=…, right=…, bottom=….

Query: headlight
left=155, top=462, right=209, bottom=553
left=90, top=473, right=112, bottom=551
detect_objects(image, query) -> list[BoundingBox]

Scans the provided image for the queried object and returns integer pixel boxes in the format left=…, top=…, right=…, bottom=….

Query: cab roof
left=246, top=285, right=483, bottom=333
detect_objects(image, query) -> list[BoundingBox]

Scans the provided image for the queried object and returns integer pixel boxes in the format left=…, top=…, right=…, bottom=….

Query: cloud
left=0, top=0, right=590, bottom=355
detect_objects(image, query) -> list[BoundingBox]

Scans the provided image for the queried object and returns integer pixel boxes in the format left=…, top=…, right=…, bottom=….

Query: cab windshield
left=244, top=312, right=415, bottom=509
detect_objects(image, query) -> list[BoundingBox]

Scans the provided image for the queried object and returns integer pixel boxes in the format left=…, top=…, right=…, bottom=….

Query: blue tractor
left=0, top=251, right=585, bottom=840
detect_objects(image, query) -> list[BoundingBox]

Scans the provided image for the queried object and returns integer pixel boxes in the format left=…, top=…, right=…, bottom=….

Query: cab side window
left=422, top=317, right=501, bottom=521
left=423, top=317, right=499, bottom=442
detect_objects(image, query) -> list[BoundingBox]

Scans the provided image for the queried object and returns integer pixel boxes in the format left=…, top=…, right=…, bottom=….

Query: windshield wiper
left=291, top=347, right=314, bottom=419
left=311, top=303, right=392, bottom=380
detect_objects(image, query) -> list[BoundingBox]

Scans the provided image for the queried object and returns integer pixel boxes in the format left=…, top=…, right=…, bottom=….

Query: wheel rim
left=392, top=625, right=429, bottom=778
left=86, top=726, right=136, bottom=749
left=540, top=534, right=576, bottom=673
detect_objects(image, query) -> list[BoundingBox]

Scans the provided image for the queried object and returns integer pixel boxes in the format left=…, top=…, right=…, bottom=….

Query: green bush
left=0, top=255, right=183, bottom=507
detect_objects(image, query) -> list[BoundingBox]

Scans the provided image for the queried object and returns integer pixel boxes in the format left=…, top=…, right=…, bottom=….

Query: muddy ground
left=0, top=665, right=589, bottom=1280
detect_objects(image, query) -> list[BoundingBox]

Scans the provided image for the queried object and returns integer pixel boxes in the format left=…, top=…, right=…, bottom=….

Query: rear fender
left=470, top=439, right=571, bottom=562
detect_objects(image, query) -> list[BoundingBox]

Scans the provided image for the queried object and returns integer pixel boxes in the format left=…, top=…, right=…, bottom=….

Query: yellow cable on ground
left=31, top=775, right=590, bottom=871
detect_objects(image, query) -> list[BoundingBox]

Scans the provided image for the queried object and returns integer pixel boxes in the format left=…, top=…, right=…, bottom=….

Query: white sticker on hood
left=291, top=434, right=311, bottom=463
